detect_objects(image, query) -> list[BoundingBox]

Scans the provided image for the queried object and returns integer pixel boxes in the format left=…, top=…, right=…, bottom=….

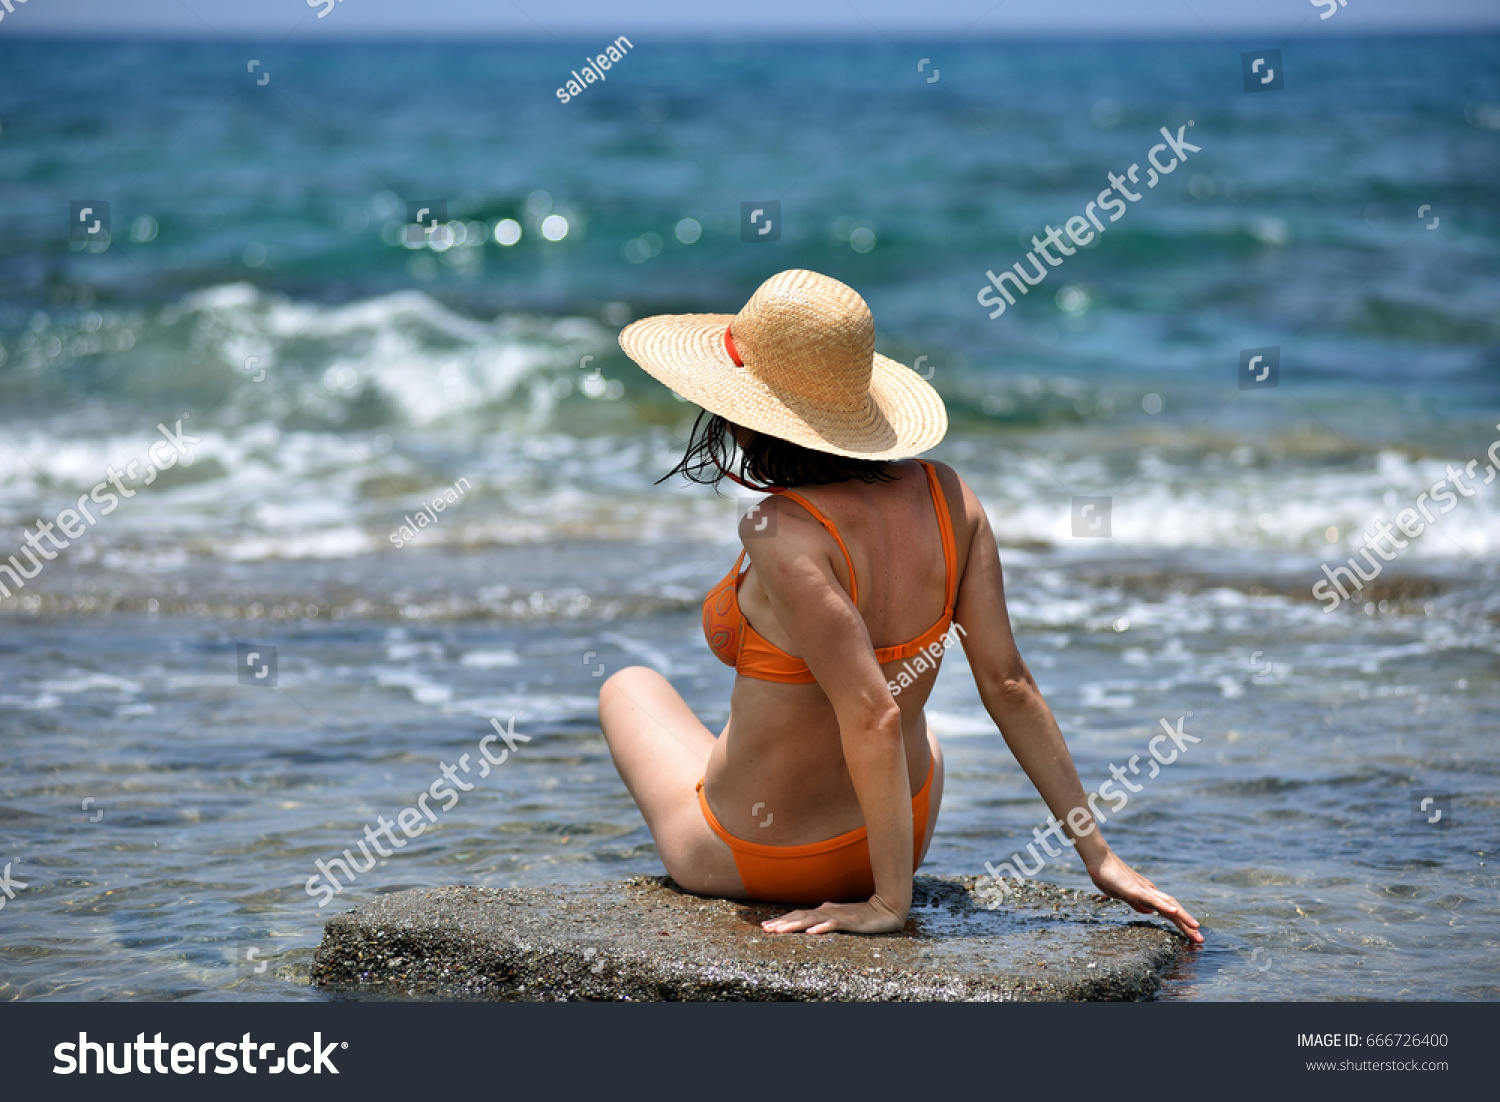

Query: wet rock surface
left=313, top=875, right=1185, bottom=1001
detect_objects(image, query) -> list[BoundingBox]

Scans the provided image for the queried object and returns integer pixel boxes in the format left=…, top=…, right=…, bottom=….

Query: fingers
left=1149, top=890, right=1204, bottom=943
left=762, top=905, right=838, bottom=934
left=1092, top=859, right=1205, bottom=943
left=762, top=908, right=814, bottom=933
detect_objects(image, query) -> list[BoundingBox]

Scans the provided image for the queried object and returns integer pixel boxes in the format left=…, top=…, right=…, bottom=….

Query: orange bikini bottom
left=695, top=764, right=933, bottom=904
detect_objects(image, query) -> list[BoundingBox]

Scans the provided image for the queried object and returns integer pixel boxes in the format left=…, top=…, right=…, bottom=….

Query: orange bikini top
left=702, top=460, right=959, bottom=684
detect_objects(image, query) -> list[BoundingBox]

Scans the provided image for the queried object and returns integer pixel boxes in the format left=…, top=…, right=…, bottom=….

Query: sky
left=2, top=0, right=1497, bottom=38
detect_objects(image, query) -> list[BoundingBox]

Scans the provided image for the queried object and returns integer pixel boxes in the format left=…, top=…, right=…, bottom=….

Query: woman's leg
left=598, top=666, right=746, bottom=898
left=919, top=726, right=945, bottom=866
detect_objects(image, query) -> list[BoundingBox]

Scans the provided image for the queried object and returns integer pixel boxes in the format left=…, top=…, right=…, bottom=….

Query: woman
left=601, top=269, right=1202, bottom=942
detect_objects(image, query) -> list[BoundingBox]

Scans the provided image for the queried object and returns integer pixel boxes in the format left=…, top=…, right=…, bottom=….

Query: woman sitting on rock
left=600, top=269, right=1202, bottom=942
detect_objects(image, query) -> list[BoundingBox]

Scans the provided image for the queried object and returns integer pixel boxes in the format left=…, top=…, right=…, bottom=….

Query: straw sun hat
left=618, top=269, right=947, bottom=460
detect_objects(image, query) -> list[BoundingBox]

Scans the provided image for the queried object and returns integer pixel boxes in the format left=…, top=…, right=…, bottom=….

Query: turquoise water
left=0, top=36, right=1497, bottom=1001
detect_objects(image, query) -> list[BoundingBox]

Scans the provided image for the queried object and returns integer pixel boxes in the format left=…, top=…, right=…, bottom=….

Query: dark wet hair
left=658, top=410, right=895, bottom=492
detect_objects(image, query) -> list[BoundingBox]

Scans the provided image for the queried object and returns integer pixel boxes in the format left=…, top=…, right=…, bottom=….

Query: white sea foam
left=373, top=667, right=454, bottom=705
left=442, top=693, right=601, bottom=723
left=0, top=692, right=63, bottom=709
left=35, top=672, right=144, bottom=695
left=923, top=709, right=998, bottom=738
left=459, top=649, right=522, bottom=669
left=4, top=285, right=1498, bottom=566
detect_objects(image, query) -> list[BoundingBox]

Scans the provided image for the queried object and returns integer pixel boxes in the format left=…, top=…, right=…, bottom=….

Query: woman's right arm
left=948, top=471, right=1203, bottom=942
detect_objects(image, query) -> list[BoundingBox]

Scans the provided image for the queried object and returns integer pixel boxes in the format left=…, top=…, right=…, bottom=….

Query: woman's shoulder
left=734, top=489, right=832, bottom=548
left=919, top=457, right=960, bottom=485
left=917, top=459, right=986, bottom=552
left=918, top=458, right=974, bottom=511
left=920, top=457, right=968, bottom=484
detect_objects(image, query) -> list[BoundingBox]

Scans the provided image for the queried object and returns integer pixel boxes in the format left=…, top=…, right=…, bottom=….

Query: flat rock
left=313, top=875, right=1185, bottom=1001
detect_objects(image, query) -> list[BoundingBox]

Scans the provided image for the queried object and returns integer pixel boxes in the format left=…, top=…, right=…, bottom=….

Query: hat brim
left=618, top=313, right=947, bottom=460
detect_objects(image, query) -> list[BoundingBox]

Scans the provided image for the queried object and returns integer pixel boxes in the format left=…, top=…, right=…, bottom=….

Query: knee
left=598, top=665, right=661, bottom=717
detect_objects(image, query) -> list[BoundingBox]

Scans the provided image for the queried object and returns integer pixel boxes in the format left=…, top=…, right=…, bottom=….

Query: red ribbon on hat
left=712, top=328, right=781, bottom=492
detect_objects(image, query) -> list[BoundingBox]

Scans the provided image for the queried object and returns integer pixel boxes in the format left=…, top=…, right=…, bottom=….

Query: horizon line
left=4, top=26, right=1499, bottom=40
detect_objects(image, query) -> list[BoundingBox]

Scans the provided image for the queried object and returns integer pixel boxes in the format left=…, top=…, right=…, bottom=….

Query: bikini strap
left=918, top=460, right=959, bottom=610
left=772, top=490, right=859, bottom=603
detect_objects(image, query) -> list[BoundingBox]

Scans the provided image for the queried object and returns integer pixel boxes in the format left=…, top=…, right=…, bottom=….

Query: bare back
left=702, top=459, right=973, bottom=842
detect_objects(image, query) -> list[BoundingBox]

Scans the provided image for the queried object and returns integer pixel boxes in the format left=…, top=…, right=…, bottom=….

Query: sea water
left=0, top=36, right=1496, bottom=1001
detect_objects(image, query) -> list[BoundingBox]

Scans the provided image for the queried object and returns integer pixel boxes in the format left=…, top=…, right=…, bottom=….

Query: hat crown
left=733, top=270, right=874, bottom=413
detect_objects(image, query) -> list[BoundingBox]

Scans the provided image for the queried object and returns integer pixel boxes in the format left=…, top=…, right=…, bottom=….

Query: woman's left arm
left=950, top=472, right=1204, bottom=943
left=744, top=502, right=914, bottom=935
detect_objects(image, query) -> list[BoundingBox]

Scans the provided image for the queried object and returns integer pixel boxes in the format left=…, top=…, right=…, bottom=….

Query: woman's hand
left=1087, top=850, right=1204, bottom=943
left=762, top=894, right=907, bottom=935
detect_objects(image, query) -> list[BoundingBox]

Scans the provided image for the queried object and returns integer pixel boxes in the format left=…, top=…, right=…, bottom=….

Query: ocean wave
left=3, top=426, right=1500, bottom=565
left=3, top=284, right=1500, bottom=565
